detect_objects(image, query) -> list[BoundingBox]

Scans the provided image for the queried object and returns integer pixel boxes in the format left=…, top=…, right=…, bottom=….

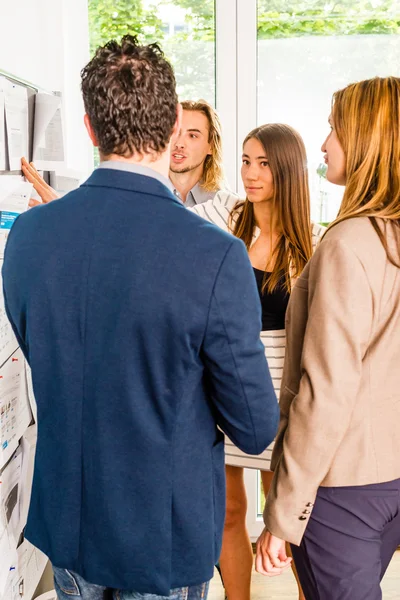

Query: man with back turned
left=3, top=35, right=278, bottom=600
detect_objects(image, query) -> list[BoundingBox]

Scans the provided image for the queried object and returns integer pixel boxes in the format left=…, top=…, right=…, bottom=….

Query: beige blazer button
left=299, top=516, right=307, bottom=521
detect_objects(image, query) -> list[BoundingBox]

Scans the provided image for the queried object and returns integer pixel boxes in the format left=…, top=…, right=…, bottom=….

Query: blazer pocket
left=279, top=385, right=298, bottom=416
left=284, top=385, right=298, bottom=397
left=53, top=567, right=81, bottom=596
left=212, top=438, right=226, bottom=561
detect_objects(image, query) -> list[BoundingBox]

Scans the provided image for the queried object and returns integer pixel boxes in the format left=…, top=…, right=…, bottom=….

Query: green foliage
left=88, top=0, right=164, bottom=55
left=87, top=0, right=399, bottom=103
left=87, top=0, right=216, bottom=102
left=88, top=0, right=400, bottom=51
left=164, top=0, right=214, bottom=39
left=87, top=0, right=215, bottom=55
left=257, top=0, right=400, bottom=38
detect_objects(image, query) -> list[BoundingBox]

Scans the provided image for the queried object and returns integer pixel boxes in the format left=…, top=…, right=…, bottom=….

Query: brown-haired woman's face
left=321, top=115, right=346, bottom=186
left=241, top=138, right=274, bottom=203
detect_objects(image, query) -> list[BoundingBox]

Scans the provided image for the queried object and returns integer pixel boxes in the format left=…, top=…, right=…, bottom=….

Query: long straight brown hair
left=329, top=76, right=400, bottom=265
left=230, top=124, right=313, bottom=293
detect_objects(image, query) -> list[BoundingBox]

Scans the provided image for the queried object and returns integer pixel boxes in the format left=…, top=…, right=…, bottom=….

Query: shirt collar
left=173, top=181, right=216, bottom=207
left=98, top=161, right=174, bottom=193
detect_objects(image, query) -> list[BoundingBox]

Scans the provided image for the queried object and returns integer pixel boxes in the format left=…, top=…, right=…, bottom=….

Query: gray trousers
left=291, top=478, right=400, bottom=600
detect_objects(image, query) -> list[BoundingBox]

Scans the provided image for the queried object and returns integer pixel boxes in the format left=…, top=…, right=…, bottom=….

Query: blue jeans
left=53, top=567, right=209, bottom=600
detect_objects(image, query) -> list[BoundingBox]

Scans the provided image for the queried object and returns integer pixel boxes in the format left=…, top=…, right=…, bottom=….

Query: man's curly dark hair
left=81, top=35, right=178, bottom=158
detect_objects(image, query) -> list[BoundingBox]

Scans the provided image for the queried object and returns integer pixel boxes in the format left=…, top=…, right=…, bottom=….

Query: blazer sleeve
left=263, top=237, right=373, bottom=545
left=201, top=237, right=279, bottom=455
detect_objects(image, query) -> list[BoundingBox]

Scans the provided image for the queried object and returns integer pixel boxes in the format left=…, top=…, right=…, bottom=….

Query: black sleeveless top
left=253, top=268, right=290, bottom=331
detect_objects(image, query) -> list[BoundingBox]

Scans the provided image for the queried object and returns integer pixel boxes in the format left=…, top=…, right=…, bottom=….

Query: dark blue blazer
left=3, top=168, right=278, bottom=594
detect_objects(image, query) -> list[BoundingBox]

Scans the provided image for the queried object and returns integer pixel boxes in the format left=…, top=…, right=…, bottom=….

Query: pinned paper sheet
left=16, top=539, right=48, bottom=600
left=0, top=177, right=31, bottom=258
left=0, top=349, right=32, bottom=470
left=0, top=87, right=6, bottom=172
left=1, top=560, right=20, bottom=600
left=35, top=592, right=57, bottom=600
left=1, top=538, right=48, bottom=600
left=0, top=264, right=19, bottom=368
left=0, top=529, right=16, bottom=597
left=18, top=425, right=37, bottom=536
left=4, top=81, right=29, bottom=172
left=0, top=447, right=19, bottom=596
left=33, top=93, right=65, bottom=170
left=24, top=363, right=37, bottom=425
left=0, top=446, right=23, bottom=544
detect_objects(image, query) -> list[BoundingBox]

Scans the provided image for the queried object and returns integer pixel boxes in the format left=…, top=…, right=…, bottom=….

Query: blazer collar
left=82, top=167, right=181, bottom=205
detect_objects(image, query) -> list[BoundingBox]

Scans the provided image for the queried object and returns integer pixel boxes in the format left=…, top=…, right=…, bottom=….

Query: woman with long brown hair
left=257, top=77, right=400, bottom=600
left=192, top=123, right=325, bottom=600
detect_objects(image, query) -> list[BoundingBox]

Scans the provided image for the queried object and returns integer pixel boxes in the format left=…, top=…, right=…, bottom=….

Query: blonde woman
left=257, top=76, right=400, bottom=600
left=191, top=123, right=325, bottom=600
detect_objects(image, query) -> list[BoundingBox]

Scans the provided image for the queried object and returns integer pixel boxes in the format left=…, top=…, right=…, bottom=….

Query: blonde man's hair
left=329, top=76, right=400, bottom=265
left=181, top=100, right=224, bottom=192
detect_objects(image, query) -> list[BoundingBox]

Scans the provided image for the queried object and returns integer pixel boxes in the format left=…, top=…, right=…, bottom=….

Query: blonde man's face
left=170, top=110, right=212, bottom=175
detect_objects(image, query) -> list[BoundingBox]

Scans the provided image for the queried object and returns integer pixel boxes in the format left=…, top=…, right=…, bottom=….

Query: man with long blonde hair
left=22, top=99, right=225, bottom=208
left=170, top=99, right=224, bottom=206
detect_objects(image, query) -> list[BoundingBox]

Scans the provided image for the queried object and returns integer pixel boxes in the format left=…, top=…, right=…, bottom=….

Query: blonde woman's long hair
left=181, top=100, right=224, bottom=192
left=329, top=76, right=400, bottom=265
left=230, top=123, right=313, bottom=294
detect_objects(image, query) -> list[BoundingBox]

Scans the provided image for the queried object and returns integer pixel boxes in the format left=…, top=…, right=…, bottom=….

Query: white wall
left=0, top=0, right=93, bottom=177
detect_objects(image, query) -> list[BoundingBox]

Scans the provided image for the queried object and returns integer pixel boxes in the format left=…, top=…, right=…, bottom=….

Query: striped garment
left=190, top=190, right=325, bottom=470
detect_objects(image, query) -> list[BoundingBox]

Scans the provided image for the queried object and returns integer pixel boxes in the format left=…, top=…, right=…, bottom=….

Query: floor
left=34, top=551, right=400, bottom=598
left=208, top=551, right=400, bottom=599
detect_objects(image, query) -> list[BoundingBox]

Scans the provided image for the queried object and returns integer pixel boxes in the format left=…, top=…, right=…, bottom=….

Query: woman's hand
left=255, top=526, right=292, bottom=577
left=21, top=157, right=60, bottom=207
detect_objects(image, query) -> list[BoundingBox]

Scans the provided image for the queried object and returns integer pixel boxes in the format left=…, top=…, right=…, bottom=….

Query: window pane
left=257, top=0, right=400, bottom=223
left=88, top=0, right=216, bottom=105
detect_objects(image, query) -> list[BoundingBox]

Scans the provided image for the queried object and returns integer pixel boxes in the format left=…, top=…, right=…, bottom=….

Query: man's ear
left=84, top=114, right=99, bottom=147
left=170, top=103, right=183, bottom=146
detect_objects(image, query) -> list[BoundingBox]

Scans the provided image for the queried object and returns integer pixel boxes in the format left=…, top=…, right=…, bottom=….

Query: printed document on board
left=0, top=525, right=16, bottom=596
left=18, top=425, right=37, bottom=535
left=0, top=446, right=23, bottom=544
left=1, top=538, right=46, bottom=600
left=1, top=557, right=20, bottom=600
left=25, top=363, right=37, bottom=424
left=0, top=177, right=31, bottom=258
left=0, top=349, right=32, bottom=470
left=35, top=592, right=58, bottom=600
left=4, top=82, right=29, bottom=171
left=15, top=539, right=48, bottom=600
left=0, top=85, right=6, bottom=171
left=32, top=92, right=65, bottom=170
left=0, top=265, right=19, bottom=368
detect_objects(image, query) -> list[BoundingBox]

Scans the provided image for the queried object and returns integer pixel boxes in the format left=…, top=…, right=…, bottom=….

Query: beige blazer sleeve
left=263, top=235, right=373, bottom=545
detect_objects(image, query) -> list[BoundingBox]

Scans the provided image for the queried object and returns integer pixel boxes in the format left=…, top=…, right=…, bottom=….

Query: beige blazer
left=263, top=217, right=400, bottom=546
